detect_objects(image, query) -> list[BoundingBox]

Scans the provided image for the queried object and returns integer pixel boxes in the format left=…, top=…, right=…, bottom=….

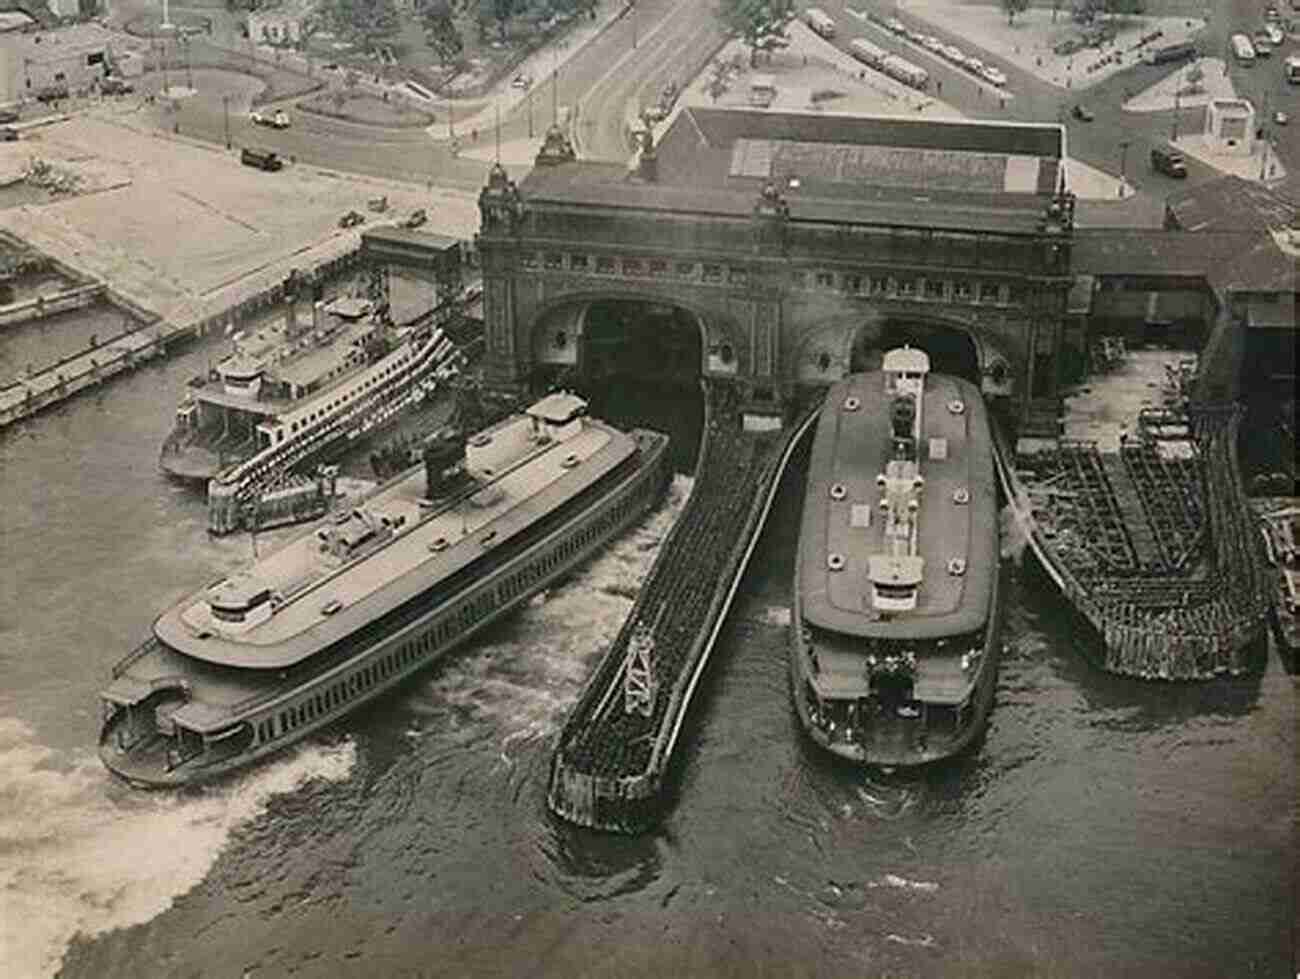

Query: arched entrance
left=851, top=317, right=981, bottom=384
left=529, top=299, right=709, bottom=474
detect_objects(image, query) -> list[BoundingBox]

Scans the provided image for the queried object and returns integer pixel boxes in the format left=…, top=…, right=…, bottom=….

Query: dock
left=548, top=386, right=818, bottom=833
left=0, top=210, right=364, bottom=430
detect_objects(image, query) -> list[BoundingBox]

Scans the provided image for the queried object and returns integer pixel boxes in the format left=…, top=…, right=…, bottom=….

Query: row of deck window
left=251, top=478, right=647, bottom=748
left=523, top=251, right=1027, bottom=306
left=286, top=353, right=411, bottom=434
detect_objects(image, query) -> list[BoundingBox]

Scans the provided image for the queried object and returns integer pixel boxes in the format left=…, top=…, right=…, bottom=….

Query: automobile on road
left=403, top=209, right=427, bottom=228
left=980, top=66, right=1007, bottom=87
left=512, top=74, right=532, bottom=89
left=886, top=17, right=905, bottom=33
left=1275, top=110, right=1288, bottom=126
left=339, top=210, right=364, bottom=228
left=922, top=36, right=943, bottom=52
left=251, top=110, right=290, bottom=129
left=1071, top=104, right=1094, bottom=121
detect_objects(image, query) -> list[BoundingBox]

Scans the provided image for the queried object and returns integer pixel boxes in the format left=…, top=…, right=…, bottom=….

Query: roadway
left=811, top=0, right=1296, bottom=223
left=109, top=0, right=725, bottom=192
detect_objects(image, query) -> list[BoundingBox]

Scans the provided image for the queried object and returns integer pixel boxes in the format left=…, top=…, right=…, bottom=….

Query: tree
left=476, top=0, right=518, bottom=43
left=1002, top=0, right=1029, bottom=25
left=422, top=0, right=463, bottom=66
left=714, top=0, right=794, bottom=68
left=1184, top=63, right=1204, bottom=94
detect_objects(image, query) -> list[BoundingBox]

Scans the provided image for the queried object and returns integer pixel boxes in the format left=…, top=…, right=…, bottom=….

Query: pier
left=0, top=214, right=364, bottom=430
left=548, top=385, right=818, bottom=833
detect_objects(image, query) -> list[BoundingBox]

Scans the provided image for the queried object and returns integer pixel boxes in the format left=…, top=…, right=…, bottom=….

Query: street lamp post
left=631, top=0, right=637, bottom=49
left=223, top=93, right=231, bottom=148
left=183, top=35, right=193, bottom=90
left=528, top=87, right=533, bottom=138
left=1118, top=139, right=1130, bottom=194
left=1171, top=87, right=1180, bottom=141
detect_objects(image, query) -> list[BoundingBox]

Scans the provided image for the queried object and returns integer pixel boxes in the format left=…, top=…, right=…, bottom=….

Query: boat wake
left=999, top=502, right=1030, bottom=562
left=401, top=475, right=694, bottom=751
left=0, top=717, right=355, bottom=979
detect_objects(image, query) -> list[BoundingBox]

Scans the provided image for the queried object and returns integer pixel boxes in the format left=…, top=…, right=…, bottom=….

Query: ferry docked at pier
left=160, top=296, right=454, bottom=487
left=101, top=394, right=671, bottom=787
left=790, top=347, right=1002, bottom=766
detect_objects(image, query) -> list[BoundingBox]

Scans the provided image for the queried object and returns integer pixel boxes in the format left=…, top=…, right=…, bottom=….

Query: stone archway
left=852, top=315, right=983, bottom=386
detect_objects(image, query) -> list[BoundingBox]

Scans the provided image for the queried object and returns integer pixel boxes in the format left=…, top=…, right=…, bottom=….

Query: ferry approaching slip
left=101, top=394, right=671, bottom=787
left=790, top=347, right=1001, bottom=765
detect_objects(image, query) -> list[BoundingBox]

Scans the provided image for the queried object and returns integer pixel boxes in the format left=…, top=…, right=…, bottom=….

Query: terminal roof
left=520, top=107, right=1064, bottom=235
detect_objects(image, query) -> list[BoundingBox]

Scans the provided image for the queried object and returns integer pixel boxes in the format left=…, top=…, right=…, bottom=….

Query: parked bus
left=1230, top=33, right=1256, bottom=64
left=881, top=54, right=928, bottom=90
left=1286, top=55, right=1300, bottom=84
left=849, top=38, right=889, bottom=69
left=1143, top=41, right=1197, bottom=66
left=805, top=7, right=836, bottom=38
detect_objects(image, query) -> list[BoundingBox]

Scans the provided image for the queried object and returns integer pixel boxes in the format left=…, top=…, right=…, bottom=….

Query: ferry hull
left=788, top=566, right=1002, bottom=767
left=101, top=430, right=672, bottom=788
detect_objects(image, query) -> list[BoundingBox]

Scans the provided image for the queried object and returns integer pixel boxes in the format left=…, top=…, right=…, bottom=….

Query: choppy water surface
left=0, top=333, right=1293, bottom=979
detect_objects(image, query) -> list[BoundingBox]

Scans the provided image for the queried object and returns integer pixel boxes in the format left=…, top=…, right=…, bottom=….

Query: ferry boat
left=160, top=296, right=451, bottom=486
left=790, top=347, right=1002, bottom=766
left=101, top=393, right=671, bottom=787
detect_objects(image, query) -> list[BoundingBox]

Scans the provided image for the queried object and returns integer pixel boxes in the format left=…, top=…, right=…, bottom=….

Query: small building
left=0, top=24, right=116, bottom=103
left=247, top=0, right=315, bottom=47
left=1204, top=98, right=1255, bottom=156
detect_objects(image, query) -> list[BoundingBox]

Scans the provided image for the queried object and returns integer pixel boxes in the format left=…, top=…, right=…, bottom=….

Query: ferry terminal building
left=430, top=106, right=1292, bottom=429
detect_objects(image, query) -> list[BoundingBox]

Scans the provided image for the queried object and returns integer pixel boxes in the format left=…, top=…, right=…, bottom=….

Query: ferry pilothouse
left=790, top=347, right=1002, bottom=765
left=101, top=393, right=671, bottom=787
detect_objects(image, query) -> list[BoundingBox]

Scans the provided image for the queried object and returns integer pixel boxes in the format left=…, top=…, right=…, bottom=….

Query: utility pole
left=631, top=0, right=637, bottom=49
left=527, top=86, right=533, bottom=138
left=223, top=93, right=231, bottom=148
left=183, top=34, right=193, bottom=90
left=1118, top=139, right=1130, bottom=194
left=1171, top=87, right=1180, bottom=141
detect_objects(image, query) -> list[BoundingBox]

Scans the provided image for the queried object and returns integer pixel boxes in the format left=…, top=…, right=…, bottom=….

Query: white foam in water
left=0, top=717, right=355, bottom=979
left=999, top=502, right=1030, bottom=562
left=408, top=474, right=694, bottom=744
left=764, top=606, right=792, bottom=627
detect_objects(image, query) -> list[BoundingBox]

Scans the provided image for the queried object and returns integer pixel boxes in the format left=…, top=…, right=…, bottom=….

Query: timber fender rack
left=548, top=384, right=820, bottom=833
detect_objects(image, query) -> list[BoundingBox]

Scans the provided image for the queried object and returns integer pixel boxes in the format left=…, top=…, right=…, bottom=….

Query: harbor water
left=0, top=333, right=1293, bottom=978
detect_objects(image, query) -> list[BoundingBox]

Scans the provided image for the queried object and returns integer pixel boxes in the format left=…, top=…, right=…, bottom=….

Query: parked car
left=942, top=45, right=963, bottom=62
left=1265, top=4, right=1280, bottom=19
left=981, top=66, right=1007, bottom=87
left=1253, top=30, right=1274, bottom=51
left=101, top=76, right=133, bottom=95
left=1150, top=144, right=1187, bottom=178
left=922, top=36, right=943, bottom=52
left=886, top=17, right=906, bottom=33
left=511, top=74, right=532, bottom=89
left=240, top=148, right=283, bottom=172
left=1264, top=24, right=1284, bottom=45
left=339, top=210, right=364, bottom=228
left=1071, top=104, right=1095, bottom=121
left=965, top=57, right=985, bottom=73
left=250, top=109, right=290, bottom=128
left=1275, top=110, right=1289, bottom=125
left=403, top=209, right=427, bottom=228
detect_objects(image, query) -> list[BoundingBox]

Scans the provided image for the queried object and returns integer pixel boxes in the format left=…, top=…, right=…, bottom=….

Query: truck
left=805, top=7, right=836, bottom=38
left=1142, top=41, right=1197, bottom=66
left=240, top=148, right=283, bottom=172
left=881, top=54, right=928, bottom=90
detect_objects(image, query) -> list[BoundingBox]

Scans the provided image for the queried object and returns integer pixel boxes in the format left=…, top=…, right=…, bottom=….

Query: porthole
left=948, top=399, right=966, bottom=415
left=843, top=396, right=861, bottom=412
left=948, top=557, right=967, bottom=576
left=953, top=487, right=970, bottom=505
left=827, top=553, right=845, bottom=572
left=829, top=483, right=847, bottom=501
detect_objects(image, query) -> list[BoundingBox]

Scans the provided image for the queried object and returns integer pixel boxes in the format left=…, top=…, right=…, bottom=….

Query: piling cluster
left=1022, top=404, right=1269, bottom=679
left=550, top=385, right=815, bottom=831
